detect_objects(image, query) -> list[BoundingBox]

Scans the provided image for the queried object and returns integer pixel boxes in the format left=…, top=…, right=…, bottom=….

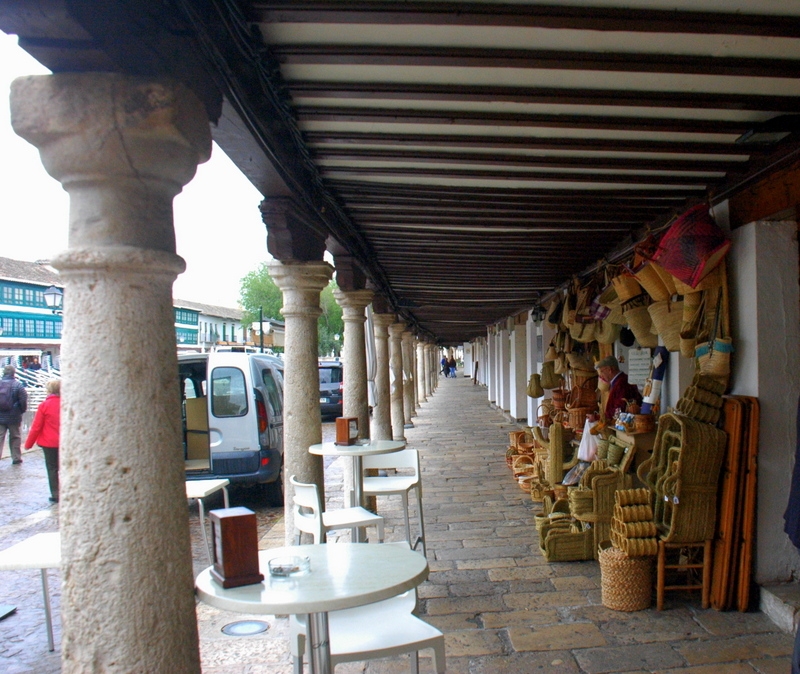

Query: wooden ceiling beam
left=251, top=2, right=800, bottom=38
left=277, top=45, right=800, bottom=78
left=315, top=147, right=744, bottom=172
left=322, top=165, right=714, bottom=186
left=299, top=106, right=750, bottom=134
left=306, top=131, right=756, bottom=156
left=292, top=81, right=800, bottom=113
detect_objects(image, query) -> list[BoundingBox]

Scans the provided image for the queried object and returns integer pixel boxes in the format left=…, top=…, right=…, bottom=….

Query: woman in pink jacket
left=25, top=379, right=61, bottom=503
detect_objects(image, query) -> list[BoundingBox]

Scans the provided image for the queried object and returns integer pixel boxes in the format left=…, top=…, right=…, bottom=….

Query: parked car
left=319, top=359, right=343, bottom=419
left=178, top=351, right=285, bottom=506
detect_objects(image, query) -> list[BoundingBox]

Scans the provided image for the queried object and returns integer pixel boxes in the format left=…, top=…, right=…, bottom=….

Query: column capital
left=388, top=322, right=406, bottom=338
left=401, top=330, right=414, bottom=344
left=268, top=261, right=334, bottom=319
left=333, top=288, right=373, bottom=320
left=11, top=73, right=211, bottom=254
left=372, top=312, right=396, bottom=329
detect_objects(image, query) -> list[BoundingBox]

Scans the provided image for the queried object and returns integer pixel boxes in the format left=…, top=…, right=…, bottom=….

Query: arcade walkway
left=199, top=374, right=793, bottom=673
left=0, top=374, right=793, bottom=672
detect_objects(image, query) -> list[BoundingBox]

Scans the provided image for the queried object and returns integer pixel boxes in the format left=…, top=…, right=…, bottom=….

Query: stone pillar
left=498, top=326, right=510, bottom=412
left=11, top=73, right=210, bottom=673
left=388, top=323, right=406, bottom=441
left=402, top=330, right=415, bottom=426
left=371, top=313, right=395, bottom=440
left=416, top=340, right=427, bottom=404
left=270, top=261, right=333, bottom=542
left=422, top=342, right=432, bottom=400
left=334, top=289, right=373, bottom=437
left=334, top=288, right=373, bottom=502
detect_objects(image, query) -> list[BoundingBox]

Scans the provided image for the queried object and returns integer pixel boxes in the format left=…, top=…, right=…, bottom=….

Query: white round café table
left=195, top=543, right=428, bottom=674
left=309, top=439, right=405, bottom=508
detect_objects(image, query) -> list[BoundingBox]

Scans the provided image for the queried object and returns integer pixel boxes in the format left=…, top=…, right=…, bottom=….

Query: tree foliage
left=239, top=265, right=344, bottom=357
left=239, top=263, right=283, bottom=326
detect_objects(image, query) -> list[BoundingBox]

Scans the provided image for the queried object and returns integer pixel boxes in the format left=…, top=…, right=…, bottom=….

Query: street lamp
left=43, top=286, right=63, bottom=314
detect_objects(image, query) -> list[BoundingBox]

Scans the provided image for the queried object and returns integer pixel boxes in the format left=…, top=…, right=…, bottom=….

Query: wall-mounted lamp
left=531, top=305, right=547, bottom=324
left=43, top=286, right=63, bottom=315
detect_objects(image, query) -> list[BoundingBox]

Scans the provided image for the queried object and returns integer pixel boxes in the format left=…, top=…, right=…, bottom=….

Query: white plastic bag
left=577, top=418, right=598, bottom=462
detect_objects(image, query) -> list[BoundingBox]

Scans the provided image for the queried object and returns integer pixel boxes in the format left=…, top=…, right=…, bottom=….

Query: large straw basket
left=598, top=542, right=653, bottom=611
left=623, top=305, right=658, bottom=348
left=648, top=300, right=683, bottom=352
left=612, top=274, right=643, bottom=303
left=634, top=262, right=672, bottom=302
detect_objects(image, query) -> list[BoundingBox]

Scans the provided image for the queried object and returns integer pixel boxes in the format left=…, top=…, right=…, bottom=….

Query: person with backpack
left=0, top=365, right=28, bottom=464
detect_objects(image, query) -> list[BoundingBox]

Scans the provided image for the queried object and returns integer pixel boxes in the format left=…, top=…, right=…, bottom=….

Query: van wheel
left=264, top=463, right=284, bottom=507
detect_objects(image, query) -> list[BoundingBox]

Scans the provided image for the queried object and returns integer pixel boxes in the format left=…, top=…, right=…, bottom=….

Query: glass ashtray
left=268, top=555, right=310, bottom=577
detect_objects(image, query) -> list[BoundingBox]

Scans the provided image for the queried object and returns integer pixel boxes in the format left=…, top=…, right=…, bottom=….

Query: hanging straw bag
left=623, top=305, right=658, bottom=348
left=695, top=293, right=733, bottom=387
left=680, top=291, right=704, bottom=358
left=647, top=300, right=684, bottom=352
left=611, top=272, right=643, bottom=304
left=527, top=373, right=544, bottom=398
left=540, top=360, right=563, bottom=390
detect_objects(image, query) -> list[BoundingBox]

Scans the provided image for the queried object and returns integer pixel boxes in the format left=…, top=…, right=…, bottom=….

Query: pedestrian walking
left=448, top=356, right=457, bottom=378
left=0, top=365, right=28, bottom=464
left=24, top=379, right=61, bottom=502
left=440, top=355, right=448, bottom=377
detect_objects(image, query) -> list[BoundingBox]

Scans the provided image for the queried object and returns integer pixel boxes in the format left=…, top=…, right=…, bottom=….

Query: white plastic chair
left=290, top=590, right=446, bottom=674
left=290, top=476, right=385, bottom=544
left=362, top=449, right=426, bottom=556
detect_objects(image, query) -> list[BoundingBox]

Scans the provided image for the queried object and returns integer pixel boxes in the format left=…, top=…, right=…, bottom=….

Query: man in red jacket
left=595, top=355, right=642, bottom=421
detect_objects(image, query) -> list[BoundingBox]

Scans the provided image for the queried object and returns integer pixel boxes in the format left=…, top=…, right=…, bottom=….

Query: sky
left=0, top=32, right=273, bottom=308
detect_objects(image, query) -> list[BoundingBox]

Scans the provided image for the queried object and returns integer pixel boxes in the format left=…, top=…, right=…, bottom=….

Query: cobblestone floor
left=0, top=376, right=794, bottom=673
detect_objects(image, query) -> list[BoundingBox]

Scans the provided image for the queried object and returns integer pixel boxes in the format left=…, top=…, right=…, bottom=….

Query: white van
left=178, top=351, right=284, bottom=505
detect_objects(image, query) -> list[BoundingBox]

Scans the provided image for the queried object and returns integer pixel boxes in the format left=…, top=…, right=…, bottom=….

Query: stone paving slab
left=0, top=373, right=795, bottom=672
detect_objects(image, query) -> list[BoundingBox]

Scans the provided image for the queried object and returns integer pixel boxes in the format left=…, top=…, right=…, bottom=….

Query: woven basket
left=595, top=319, right=622, bottom=344
left=624, top=305, right=658, bottom=348
left=621, top=537, right=658, bottom=558
left=612, top=274, right=643, bottom=303
left=596, top=438, right=610, bottom=460
left=634, top=262, right=672, bottom=302
left=672, top=263, right=724, bottom=295
left=680, top=291, right=704, bottom=358
left=599, top=543, right=653, bottom=611
left=696, top=337, right=733, bottom=386
left=615, top=488, right=651, bottom=507
left=552, top=388, right=567, bottom=410
left=568, top=488, right=595, bottom=517
left=683, top=386, right=723, bottom=408
left=651, top=262, right=678, bottom=296
left=634, top=414, right=656, bottom=433
left=648, top=300, right=684, bottom=352
left=614, top=503, right=654, bottom=523
left=607, top=442, right=626, bottom=467
left=567, top=383, right=597, bottom=410
left=691, top=372, right=726, bottom=396
left=567, top=407, right=592, bottom=431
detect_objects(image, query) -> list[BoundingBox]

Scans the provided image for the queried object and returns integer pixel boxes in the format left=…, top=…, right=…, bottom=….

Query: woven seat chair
left=532, top=423, right=577, bottom=487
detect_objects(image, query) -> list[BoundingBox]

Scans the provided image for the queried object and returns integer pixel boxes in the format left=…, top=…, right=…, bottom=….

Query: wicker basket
left=648, top=300, right=684, bottom=352
left=567, top=407, right=592, bottom=431
left=552, top=388, right=567, bottom=410
left=568, top=488, right=595, bottom=517
left=611, top=274, right=643, bottom=303
left=615, top=488, right=651, bottom=507
left=598, top=543, right=653, bottom=611
left=634, top=414, right=656, bottom=433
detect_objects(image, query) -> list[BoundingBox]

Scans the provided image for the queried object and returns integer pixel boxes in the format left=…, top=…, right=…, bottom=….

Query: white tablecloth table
left=186, top=478, right=230, bottom=563
left=0, top=532, right=61, bottom=651
left=195, top=542, right=428, bottom=674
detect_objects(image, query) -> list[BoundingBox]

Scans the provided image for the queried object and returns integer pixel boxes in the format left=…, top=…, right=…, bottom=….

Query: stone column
left=270, top=261, right=334, bottom=542
left=371, top=313, right=395, bottom=440
left=422, top=342, right=432, bottom=400
left=425, top=344, right=435, bottom=396
left=416, top=339, right=427, bottom=404
left=334, top=288, right=373, bottom=502
left=388, top=323, right=406, bottom=441
left=402, top=329, right=415, bottom=426
left=11, top=73, right=210, bottom=673
left=487, top=330, right=497, bottom=403
left=509, top=323, right=528, bottom=421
